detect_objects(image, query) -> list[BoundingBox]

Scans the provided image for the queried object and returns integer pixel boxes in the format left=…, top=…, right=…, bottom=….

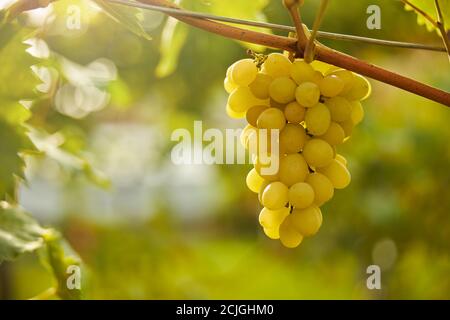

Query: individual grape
left=246, top=168, right=266, bottom=193
left=327, top=69, right=354, bottom=94
left=335, top=154, right=347, bottom=166
left=325, top=96, right=352, bottom=122
left=226, top=104, right=246, bottom=119
left=249, top=73, right=273, bottom=100
left=311, top=60, right=336, bottom=74
left=296, top=82, right=321, bottom=108
left=261, top=181, right=289, bottom=210
left=318, top=122, right=345, bottom=146
left=262, top=53, right=292, bottom=78
left=319, top=74, right=344, bottom=97
left=259, top=207, right=289, bottom=229
left=312, top=71, right=324, bottom=86
left=350, top=101, right=364, bottom=125
left=305, top=103, right=331, bottom=136
left=290, top=59, right=315, bottom=84
left=228, top=86, right=264, bottom=113
left=291, top=206, right=322, bottom=237
left=305, top=172, right=334, bottom=205
left=255, top=155, right=280, bottom=182
left=279, top=124, right=307, bottom=154
left=317, top=159, right=351, bottom=189
left=263, top=226, right=282, bottom=240
left=279, top=154, right=309, bottom=187
left=339, top=119, right=354, bottom=137
left=246, top=105, right=269, bottom=127
left=345, top=74, right=371, bottom=101
left=258, top=180, right=271, bottom=204
left=224, top=77, right=238, bottom=94
left=269, top=77, right=297, bottom=104
left=284, top=101, right=306, bottom=124
left=303, top=138, right=334, bottom=168
left=230, top=58, right=258, bottom=86
left=257, top=108, right=286, bottom=130
left=279, top=215, right=303, bottom=248
left=289, top=182, right=315, bottom=209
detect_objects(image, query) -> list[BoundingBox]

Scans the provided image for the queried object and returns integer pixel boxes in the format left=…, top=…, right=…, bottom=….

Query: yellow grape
left=312, top=71, right=324, bottom=86
left=327, top=69, right=354, bottom=94
left=249, top=73, right=273, bottom=100
left=296, top=82, right=321, bottom=108
left=254, top=155, right=280, bottom=182
left=261, top=181, right=289, bottom=210
left=269, top=77, right=297, bottom=104
left=228, top=86, right=264, bottom=113
left=259, top=207, right=289, bottom=229
left=279, top=154, right=309, bottom=187
left=246, top=105, right=269, bottom=127
left=279, top=215, right=303, bottom=248
left=270, top=99, right=287, bottom=111
left=319, top=74, right=344, bottom=97
left=290, top=59, right=315, bottom=84
left=345, top=74, right=371, bottom=101
left=339, top=119, right=354, bottom=137
left=305, top=172, right=334, bottom=205
left=280, top=124, right=307, bottom=154
left=258, top=180, right=271, bottom=204
left=224, top=77, right=238, bottom=94
left=325, top=96, right=352, bottom=122
left=318, top=122, right=345, bottom=146
left=230, top=58, right=258, bottom=86
left=317, top=159, right=351, bottom=189
left=262, top=53, right=292, bottom=78
left=350, top=101, right=365, bottom=125
left=246, top=168, right=266, bottom=193
left=305, top=102, right=331, bottom=136
left=335, top=154, right=347, bottom=166
left=257, top=108, right=286, bottom=130
left=291, top=206, right=322, bottom=237
left=226, top=104, right=246, bottom=119
left=263, top=226, right=281, bottom=240
left=311, top=60, right=335, bottom=74
left=284, top=101, right=306, bottom=124
left=303, top=138, right=334, bottom=168
left=288, top=182, right=315, bottom=209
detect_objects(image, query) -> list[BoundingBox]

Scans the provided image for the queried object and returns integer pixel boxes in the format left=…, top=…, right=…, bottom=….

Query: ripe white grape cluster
left=224, top=53, right=370, bottom=248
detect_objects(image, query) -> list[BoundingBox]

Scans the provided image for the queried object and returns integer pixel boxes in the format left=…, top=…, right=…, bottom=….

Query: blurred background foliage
left=0, top=0, right=449, bottom=299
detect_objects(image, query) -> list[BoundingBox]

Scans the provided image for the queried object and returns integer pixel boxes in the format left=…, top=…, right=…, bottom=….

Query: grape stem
left=6, top=0, right=450, bottom=106
left=304, top=0, right=330, bottom=63
left=434, top=0, right=450, bottom=60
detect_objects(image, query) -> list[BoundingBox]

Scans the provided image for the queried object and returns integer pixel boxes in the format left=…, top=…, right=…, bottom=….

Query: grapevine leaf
left=93, top=0, right=152, bottom=40
left=0, top=202, right=47, bottom=263
left=404, top=0, right=450, bottom=33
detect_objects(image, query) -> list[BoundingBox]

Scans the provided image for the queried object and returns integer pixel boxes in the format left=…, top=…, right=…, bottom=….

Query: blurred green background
left=1, top=0, right=449, bottom=299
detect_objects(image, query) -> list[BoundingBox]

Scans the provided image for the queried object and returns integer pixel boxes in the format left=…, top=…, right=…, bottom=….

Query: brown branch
left=283, top=0, right=308, bottom=55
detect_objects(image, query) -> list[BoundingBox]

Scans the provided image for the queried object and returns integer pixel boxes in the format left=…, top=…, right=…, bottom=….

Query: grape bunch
left=224, top=52, right=370, bottom=248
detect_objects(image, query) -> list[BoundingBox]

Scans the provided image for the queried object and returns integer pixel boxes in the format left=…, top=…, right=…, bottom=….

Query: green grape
left=335, top=154, right=347, bottom=166
left=257, top=108, right=286, bottom=130
left=279, top=215, right=303, bottom=248
left=262, top=53, right=292, bottom=78
left=246, top=168, right=266, bottom=193
left=262, top=181, right=289, bottom=210
left=228, top=86, right=264, bottom=113
left=345, top=73, right=371, bottom=101
left=296, top=82, right=321, bottom=108
left=263, top=226, right=281, bottom=240
left=289, top=182, right=315, bottom=209
left=319, top=74, right=344, bottom=97
left=259, top=207, right=289, bottom=229
left=269, top=77, right=297, bottom=104
left=317, top=159, right=351, bottom=189
left=350, top=101, right=364, bottom=125
left=339, top=119, right=354, bottom=138
left=290, top=59, right=315, bottom=84
left=249, top=73, right=273, bottom=100
left=224, top=77, right=238, bottom=94
left=305, top=172, right=334, bottom=205
left=284, top=101, right=306, bottom=124
left=325, top=96, right=352, bottom=122
left=318, top=122, right=345, bottom=146
left=230, top=58, right=258, bottom=86
left=246, top=105, right=269, bottom=127
left=303, top=138, right=334, bottom=168
left=279, top=154, right=309, bottom=187
left=305, top=103, right=331, bottom=136
left=226, top=104, right=246, bottom=119
left=327, top=69, right=354, bottom=94
left=311, top=60, right=336, bottom=74
left=280, top=124, right=307, bottom=154
left=255, top=155, right=280, bottom=182
left=312, top=71, right=324, bottom=86
left=258, top=180, right=271, bottom=204
left=291, top=206, right=322, bottom=237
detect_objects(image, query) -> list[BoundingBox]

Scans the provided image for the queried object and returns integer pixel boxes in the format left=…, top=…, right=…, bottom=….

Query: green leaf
left=93, top=0, right=152, bottom=40
left=0, top=202, right=47, bottom=263
left=404, top=0, right=450, bottom=33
